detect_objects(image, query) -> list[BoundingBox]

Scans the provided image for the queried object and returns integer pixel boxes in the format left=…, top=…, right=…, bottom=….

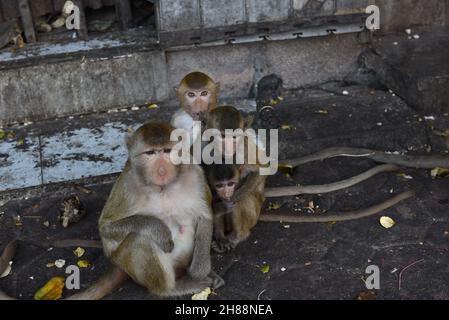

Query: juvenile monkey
left=205, top=164, right=264, bottom=253
left=171, top=72, right=220, bottom=146
left=0, top=122, right=223, bottom=300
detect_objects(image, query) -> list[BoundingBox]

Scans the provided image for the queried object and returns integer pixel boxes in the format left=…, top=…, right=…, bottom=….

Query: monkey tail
left=282, top=147, right=449, bottom=169
left=0, top=240, right=127, bottom=300
left=259, top=190, right=415, bottom=223
left=264, top=164, right=399, bottom=197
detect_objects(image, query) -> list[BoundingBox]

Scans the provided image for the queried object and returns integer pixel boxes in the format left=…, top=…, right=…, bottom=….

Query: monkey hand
left=152, top=223, right=174, bottom=253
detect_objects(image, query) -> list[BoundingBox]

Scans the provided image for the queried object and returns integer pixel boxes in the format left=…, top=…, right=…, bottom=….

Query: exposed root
left=264, top=164, right=399, bottom=197
left=259, top=190, right=415, bottom=223
left=282, top=147, right=449, bottom=169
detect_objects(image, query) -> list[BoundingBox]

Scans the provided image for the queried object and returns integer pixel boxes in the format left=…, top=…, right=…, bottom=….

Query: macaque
left=0, top=122, right=223, bottom=300
left=205, top=164, right=264, bottom=252
left=171, top=72, right=220, bottom=146
left=99, top=122, right=223, bottom=297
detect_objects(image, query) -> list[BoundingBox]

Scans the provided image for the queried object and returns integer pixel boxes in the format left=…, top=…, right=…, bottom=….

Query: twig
left=398, top=259, right=424, bottom=291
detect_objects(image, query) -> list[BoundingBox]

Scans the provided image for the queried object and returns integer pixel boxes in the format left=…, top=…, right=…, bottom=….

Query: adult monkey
left=0, top=122, right=222, bottom=299
left=171, top=71, right=220, bottom=146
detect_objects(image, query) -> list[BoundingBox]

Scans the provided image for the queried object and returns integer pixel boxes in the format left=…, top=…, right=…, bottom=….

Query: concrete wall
left=376, top=0, right=449, bottom=32
left=0, top=32, right=365, bottom=125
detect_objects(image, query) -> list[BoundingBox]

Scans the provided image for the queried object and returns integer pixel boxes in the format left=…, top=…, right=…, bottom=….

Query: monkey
left=0, top=122, right=223, bottom=300
left=205, top=164, right=264, bottom=253
left=171, top=72, right=220, bottom=146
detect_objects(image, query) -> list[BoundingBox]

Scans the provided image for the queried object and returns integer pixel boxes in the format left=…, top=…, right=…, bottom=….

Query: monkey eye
left=187, top=92, right=196, bottom=98
left=200, top=91, right=209, bottom=97
left=163, top=148, right=172, bottom=154
left=144, top=150, right=156, bottom=156
left=227, top=182, right=235, bottom=187
left=216, top=183, right=224, bottom=189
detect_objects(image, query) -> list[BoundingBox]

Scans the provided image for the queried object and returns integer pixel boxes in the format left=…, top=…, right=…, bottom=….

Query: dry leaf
left=431, top=168, right=449, bottom=178
left=77, top=260, right=91, bottom=268
left=280, top=124, right=295, bottom=130
left=267, top=202, right=282, bottom=211
left=380, top=216, right=395, bottom=229
left=73, top=247, right=85, bottom=258
left=34, top=276, right=65, bottom=300
left=0, top=262, right=12, bottom=278
left=191, top=287, right=212, bottom=300
left=148, top=104, right=159, bottom=109
left=55, top=259, right=66, bottom=268
left=357, top=291, right=377, bottom=300
left=260, top=264, right=270, bottom=274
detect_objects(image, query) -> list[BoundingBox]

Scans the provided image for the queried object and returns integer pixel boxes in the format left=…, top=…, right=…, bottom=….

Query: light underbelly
left=167, top=223, right=195, bottom=269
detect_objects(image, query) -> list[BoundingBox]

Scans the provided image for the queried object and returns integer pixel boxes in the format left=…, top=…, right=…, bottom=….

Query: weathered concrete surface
left=376, top=0, right=449, bottom=33
left=361, top=27, right=449, bottom=114
left=1, top=85, right=449, bottom=299
left=0, top=32, right=366, bottom=125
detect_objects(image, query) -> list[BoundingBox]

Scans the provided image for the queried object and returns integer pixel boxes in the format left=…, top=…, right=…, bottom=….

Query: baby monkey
left=205, top=164, right=263, bottom=253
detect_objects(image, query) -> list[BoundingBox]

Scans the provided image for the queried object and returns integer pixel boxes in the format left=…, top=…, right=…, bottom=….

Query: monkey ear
left=173, top=86, right=179, bottom=93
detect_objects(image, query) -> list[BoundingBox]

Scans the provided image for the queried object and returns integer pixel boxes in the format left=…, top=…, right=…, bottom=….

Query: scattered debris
left=192, top=287, right=212, bottom=300
left=397, top=173, right=413, bottom=180
left=357, top=291, right=377, bottom=300
left=304, top=261, right=312, bottom=266
left=431, top=168, right=449, bottom=179
left=34, top=276, right=65, bottom=300
left=280, top=124, right=295, bottom=131
left=73, top=247, right=85, bottom=258
left=259, top=264, right=270, bottom=274
left=54, top=259, right=66, bottom=269
left=380, top=216, right=395, bottom=229
left=342, top=90, right=349, bottom=96
left=405, top=28, right=412, bottom=35
left=267, top=202, right=282, bottom=211
left=59, top=195, right=86, bottom=228
left=0, top=261, right=12, bottom=278
left=280, top=267, right=286, bottom=272
left=257, top=289, right=267, bottom=300
left=148, top=104, right=159, bottom=109
left=43, top=221, right=50, bottom=228
left=74, top=184, right=93, bottom=194
left=77, top=260, right=91, bottom=268
left=413, top=34, right=420, bottom=40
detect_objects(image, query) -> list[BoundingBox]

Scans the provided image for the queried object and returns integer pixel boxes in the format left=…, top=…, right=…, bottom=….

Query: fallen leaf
left=431, top=168, right=449, bottom=178
left=16, top=137, right=25, bottom=146
left=0, top=262, right=12, bottom=278
left=73, top=247, right=85, bottom=258
left=192, top=287, right=212, bottom=300
left=280, top=124, right=295, bottom=130
left=77, top=260, right=91, bottom=268
left=148, top=104, right=159, bottom=109
left=46, top=262, right=55, bottom=268
left=34, top=276, right=65, bottom=300
left=260, top=264, right=270, bottom=274
left=267, top=202, right=282, bottom=211
left=380, top=216, right=395, bottom=229
left=55, top=259, right=66, bottom=268
left=357, top=291, right=377, bottom=300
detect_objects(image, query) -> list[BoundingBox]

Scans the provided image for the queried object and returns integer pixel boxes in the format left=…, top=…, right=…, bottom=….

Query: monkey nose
left=158, top=167, right=167, bottom=177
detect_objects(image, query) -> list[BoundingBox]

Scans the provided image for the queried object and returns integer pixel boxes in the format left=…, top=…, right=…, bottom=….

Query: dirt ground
left=1, top=29, right=449, bottom=300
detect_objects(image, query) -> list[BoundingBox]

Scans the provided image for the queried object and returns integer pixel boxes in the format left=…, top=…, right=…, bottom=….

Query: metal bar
left=17, top=0, right=36, bottom=43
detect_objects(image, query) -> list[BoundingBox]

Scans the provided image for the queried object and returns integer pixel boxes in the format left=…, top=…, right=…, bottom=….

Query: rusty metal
left=0, top=0, right=115, bottom=23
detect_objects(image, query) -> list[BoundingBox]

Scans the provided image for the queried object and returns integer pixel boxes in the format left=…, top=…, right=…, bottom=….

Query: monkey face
left=135, top=147, right=179, bottom=187
left=184, top=90, right=212, bottom=120
left=215, top=181, right=236, bottom=202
